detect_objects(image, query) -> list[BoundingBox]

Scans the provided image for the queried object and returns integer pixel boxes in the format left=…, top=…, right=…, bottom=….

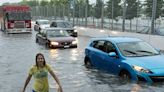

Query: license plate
left=64, top=45, right=70, bottom=48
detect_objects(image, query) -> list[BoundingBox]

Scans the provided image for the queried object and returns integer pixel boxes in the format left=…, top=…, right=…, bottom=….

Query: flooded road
left=0, top=31, right=164, bottom=92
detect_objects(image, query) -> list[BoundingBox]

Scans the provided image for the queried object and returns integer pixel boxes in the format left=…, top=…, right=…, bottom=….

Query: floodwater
left=0, top=30, right=164, bottom=92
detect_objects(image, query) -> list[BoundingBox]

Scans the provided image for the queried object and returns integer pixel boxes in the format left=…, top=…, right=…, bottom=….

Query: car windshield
left=47, top=30, right=69, bottom=37
left=8, top=12, right=31, bottom=20
left=117, top=41, right=159, bottom=57
left=39, top=20, right=49, bottom=25
left=57, top=22, right=72, bottom=28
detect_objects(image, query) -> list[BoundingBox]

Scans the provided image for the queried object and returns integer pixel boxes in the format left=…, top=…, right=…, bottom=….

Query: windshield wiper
left=136, top=50, right=158, bottom=55
left=123, top=50, right=138, bottom=55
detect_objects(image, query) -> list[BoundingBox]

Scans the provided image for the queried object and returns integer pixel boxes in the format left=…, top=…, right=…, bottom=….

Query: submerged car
left=50, top=20, right=77, bottom=37
left=84, top=37, right=164, bottom=83
left=36, top=28, right=77, bottom=48
left=34, top=19, right=50, bottom=31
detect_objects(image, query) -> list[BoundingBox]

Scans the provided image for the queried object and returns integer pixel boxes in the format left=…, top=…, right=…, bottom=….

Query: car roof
left=91, top=36, right=143, bottom=43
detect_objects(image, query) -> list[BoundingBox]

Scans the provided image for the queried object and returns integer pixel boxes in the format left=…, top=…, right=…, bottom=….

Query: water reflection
left=70, top=49, right=78, bottom=61
left=84, top=68, right=120, bottom=85
left=131, top=84, right=141, bottom=92
left=49, top=49, right=59, bottom=59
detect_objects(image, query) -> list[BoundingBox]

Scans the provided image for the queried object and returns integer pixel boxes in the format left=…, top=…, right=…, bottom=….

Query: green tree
left=40, top=0, right=49, bottom=6
left=94, top=0, right=103, bottom=18
left=106, top=0, right=121, bottom=20
left=125, top=0, right=139, bottom=31
left=126, top=0, right=138, bottom=20
left=73, top=0, right=91, bottom=18
left=20, top=0, right=39, bottom=6
left=144, top=0, right=163, bottom=19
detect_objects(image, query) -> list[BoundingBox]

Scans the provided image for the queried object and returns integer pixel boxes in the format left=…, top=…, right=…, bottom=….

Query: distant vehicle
left=137, top=27, right=164, bottom=36
left=0, top=5, right=32, bottom=33
left=84, top=37, right=164, bottom=83
left=36, top=28, right=77, bottom=48
left=50, top=20, right=77, bottom=37
left=34, top=19, right=50, bottom=31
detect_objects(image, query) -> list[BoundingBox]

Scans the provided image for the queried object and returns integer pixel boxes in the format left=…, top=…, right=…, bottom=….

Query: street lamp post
left=85, top=0, right=88, bottom=27
left=151, top=0, right=157, bottom=34
left=111, top=0, right=114, bottom=30
left=101, top=0, right=104, bottom=29
left=122, top=0, right=127, bottom=32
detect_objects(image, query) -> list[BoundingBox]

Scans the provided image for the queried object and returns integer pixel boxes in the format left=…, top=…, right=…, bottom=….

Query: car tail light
left=26, top=23, right=30, bottom=28
left=25, top=20, right=31, bottom=28
left=8, top=22, right=14, bottom=28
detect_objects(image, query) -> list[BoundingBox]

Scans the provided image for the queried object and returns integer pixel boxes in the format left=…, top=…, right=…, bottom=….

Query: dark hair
left=36, top=53, right=46, bottom=67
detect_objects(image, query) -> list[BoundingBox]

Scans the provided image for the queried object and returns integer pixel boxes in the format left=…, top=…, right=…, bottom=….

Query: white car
left=34, top=19, right=50, bottom=31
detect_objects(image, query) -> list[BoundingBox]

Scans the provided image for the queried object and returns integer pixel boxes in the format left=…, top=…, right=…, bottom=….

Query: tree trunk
left=130, top=20, right=132, bottom=32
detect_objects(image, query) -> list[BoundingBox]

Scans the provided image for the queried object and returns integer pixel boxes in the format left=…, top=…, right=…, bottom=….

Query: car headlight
left=132, top=65, right=153, bottom=74
left=72, top=40, right=77, bottom=44
left=51, top=42, right=59, bottom=45
left=74, top=30, right=77, bottom=32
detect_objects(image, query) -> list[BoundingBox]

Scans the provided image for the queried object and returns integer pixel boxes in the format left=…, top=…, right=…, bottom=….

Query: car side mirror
left=108, top=52, right=117, bottom=57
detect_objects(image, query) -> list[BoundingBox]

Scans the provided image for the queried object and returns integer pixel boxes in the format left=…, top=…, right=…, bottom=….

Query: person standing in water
left=22, top=53, right=63, bottom=92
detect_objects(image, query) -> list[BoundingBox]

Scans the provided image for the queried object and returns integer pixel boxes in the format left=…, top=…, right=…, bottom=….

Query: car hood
left=124, top=55, right=164, bottom=69
left=48, top=37, right=75, bottom=42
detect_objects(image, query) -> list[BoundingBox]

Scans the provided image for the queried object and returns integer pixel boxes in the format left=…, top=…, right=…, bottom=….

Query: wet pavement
left=0, top=30, right=164, bottom=92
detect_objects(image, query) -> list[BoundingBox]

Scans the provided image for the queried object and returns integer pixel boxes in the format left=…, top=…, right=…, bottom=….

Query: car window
left=39, top=30, right=46, bottom=37
left=64, top=22, right=72, bottom=27
left=36, top=21, right=38, bottom=25
left=43, top=30, right=46, bottom=37
left=50, top=22, right=57, bottom=27
left=104, top=41, right=116, bottom=53
left=117, top=41, right=159, bottom=57
left=92, top=40, right=105, bottom=51
left=57, top=22, right=66, bottom=28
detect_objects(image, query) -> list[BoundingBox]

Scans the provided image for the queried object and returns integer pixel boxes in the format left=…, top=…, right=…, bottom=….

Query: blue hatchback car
left=84, top=37, right=164, bottom=83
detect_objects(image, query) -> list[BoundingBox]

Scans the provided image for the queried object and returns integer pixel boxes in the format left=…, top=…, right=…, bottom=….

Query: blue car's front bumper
left=134, top=69, right=164, bottom=83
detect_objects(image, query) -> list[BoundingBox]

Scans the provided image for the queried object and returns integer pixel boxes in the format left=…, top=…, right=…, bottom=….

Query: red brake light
left=26, top=23, right=30, bottom=27
left=8, top=22, right=14, bottom=28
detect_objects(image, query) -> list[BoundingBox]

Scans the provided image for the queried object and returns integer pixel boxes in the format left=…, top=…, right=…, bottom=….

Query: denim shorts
left=32, top=90, right=36, bottom=92
left=32, top=90, right=48, bottom=92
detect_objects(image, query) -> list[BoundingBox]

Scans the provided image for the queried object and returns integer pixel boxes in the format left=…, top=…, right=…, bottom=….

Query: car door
left=103, top=41, right=121, bottom=74
left=90, top=40, right=108, bottom=70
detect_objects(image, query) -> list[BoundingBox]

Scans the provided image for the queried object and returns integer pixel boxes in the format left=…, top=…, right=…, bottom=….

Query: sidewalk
left=76, top=26, right=164, bottom=50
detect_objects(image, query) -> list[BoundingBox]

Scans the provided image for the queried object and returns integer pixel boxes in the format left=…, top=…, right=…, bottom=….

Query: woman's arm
left=49, top=70, right=63, bottom=92
left=21, top=74, right=32, bottom=92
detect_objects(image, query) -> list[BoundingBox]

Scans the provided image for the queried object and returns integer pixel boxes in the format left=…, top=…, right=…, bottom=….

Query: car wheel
left=84, top=57, right=92, bottom=68
left=119, top=70, right=131, bottom=80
